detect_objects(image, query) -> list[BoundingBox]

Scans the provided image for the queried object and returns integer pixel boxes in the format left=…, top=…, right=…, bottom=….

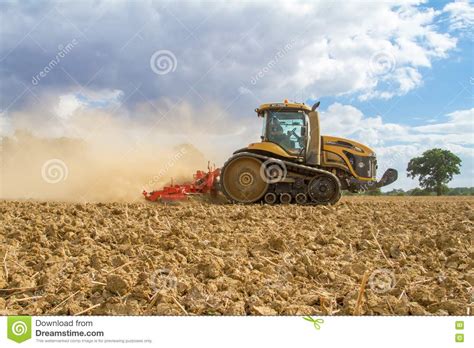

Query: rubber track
left=220, top=152, right=341, bottom=205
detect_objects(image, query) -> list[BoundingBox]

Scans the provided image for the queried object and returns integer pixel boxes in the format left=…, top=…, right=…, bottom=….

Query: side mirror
left=312, top=101, right=320, bottom=111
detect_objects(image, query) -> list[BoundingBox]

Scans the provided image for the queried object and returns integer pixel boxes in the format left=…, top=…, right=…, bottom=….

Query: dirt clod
left=106, top=275, right=130, bottom=295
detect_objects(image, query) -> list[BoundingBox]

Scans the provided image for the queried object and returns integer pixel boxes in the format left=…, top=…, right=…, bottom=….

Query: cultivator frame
left=143, top=164, right=220, bottom=202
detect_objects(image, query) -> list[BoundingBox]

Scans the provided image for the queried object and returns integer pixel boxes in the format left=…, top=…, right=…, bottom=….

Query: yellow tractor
left=220, top=100, right=398, bottom=204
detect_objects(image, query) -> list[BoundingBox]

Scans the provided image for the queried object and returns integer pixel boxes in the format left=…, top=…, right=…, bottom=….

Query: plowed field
left=1, top=196, right=472, bottom=316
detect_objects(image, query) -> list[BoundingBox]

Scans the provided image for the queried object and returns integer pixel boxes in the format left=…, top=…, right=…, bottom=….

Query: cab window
left=265, top=111, right=306, bottom=155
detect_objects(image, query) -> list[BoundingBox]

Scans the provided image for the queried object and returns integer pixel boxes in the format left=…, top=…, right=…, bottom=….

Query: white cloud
left=270, top=1, right=457, bottom=101
left=414, top=108, right=474, bottom=136
left=444, top=0, right=474, bottom=32
left=54, top=89, right=123, bottom=119
left=0, top=0, right=461, bottom=110
left=55, top=94, right=83, bottom=119
left=321, top=104, right=474, bottom=147
left=320, top=103, right=407, bottom=146
left=320, top=103, right=473, bottom=189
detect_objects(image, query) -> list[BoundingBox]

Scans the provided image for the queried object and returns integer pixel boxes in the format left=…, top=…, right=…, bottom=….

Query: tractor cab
left=264, top=109, right=308, bottom=155
left=256, top=101, right=312, bottom=154
left=255, top=100, right=321, bottom=165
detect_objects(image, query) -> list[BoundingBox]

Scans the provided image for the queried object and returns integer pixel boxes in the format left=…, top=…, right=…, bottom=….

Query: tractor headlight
left=343, top=151, right=374, bottom=179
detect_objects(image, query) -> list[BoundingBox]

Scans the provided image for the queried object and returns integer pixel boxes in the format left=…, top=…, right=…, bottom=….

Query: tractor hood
left=322, top=135, right=375, bottom=157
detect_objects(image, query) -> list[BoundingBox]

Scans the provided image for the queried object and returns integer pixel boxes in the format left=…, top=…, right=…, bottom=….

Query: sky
left=0, top=0, right=473, bottom=190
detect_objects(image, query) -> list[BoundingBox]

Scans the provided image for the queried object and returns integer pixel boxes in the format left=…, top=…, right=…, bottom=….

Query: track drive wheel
left=308, top=174, right=341, bottom=205
left=220, top=155, right=269, bottom=203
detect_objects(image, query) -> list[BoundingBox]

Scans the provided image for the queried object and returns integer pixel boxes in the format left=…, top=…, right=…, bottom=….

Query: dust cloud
left=0, top=98, right=256, bottom=202
left=1, top=131, right=208, bottom=202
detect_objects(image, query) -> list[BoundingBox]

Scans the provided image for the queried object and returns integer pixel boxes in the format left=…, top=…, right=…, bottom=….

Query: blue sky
left=310, top=0, right=473, bottom=126
left=0, top=0, right=473, bottom=190
left=317, top=53, right=473, bottom=126
left=318, top=37, right=473, bottom=126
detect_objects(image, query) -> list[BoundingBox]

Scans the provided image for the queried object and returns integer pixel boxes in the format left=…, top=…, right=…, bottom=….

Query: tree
left=407, top=148, right=461, bottom=196
left=366, top=187, right=382, bottom=196
left=386, top=188, right=406, bottom=196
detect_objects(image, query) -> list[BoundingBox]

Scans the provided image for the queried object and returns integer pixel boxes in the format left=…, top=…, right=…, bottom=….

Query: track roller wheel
left=295, top=192, right=307, bottom=204
left=279, top=193, right=292, bottom=204
left=264, top=192, right=277, bottom=204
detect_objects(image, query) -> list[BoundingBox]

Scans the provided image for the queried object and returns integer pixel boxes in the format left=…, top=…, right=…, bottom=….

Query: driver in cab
left=268, top=118, right=294, bottom=151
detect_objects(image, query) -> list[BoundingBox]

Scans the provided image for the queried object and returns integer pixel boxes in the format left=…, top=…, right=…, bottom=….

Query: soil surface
left=1, top=196, right=472, bottom=316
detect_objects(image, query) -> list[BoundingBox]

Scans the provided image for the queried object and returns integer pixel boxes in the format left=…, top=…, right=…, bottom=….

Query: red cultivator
left=143, top=164, right=220, bottom=202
